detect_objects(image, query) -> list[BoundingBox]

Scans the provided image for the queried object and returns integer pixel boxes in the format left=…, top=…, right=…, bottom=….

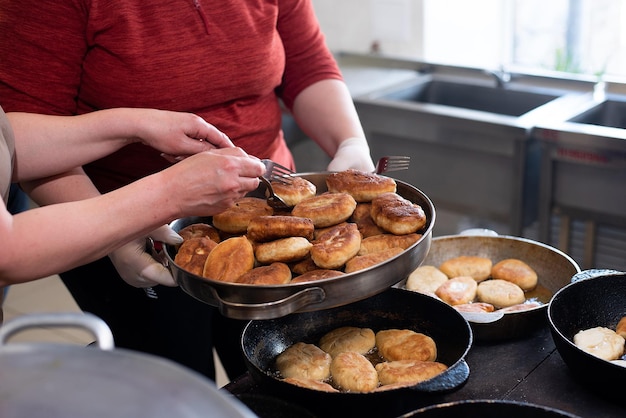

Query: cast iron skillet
left=399, top=400, right=582, bottom=418
left=548, top=269, right=626, bottom=401
left=397, top=233, right=580, bottom=341
left=241, top=288, right=472, bottom=418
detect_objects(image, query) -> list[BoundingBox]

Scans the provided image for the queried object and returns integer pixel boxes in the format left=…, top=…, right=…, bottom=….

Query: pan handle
left=208, top=286, right=326, bottom=320
left=459, top=228, right=499, bottom=236
left=0, top=312, right=115, bottom=350
left=571, top=268, right=624, bottom=283
left=459, top=310, right=504, bottom=324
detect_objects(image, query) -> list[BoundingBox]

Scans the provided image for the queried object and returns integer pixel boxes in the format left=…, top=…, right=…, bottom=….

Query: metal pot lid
left=0, top=313, right=256, bottom=418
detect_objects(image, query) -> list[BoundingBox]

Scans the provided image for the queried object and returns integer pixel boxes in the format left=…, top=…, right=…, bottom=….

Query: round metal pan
left=548, top=269, right=626, bottom=402
left=163, top=172, right=435, bottom=320
left=396, top=233, right=581, bottom=341
left=240, top=288, right=472, bottom=418
left=400, top=400, right=582, bottom=418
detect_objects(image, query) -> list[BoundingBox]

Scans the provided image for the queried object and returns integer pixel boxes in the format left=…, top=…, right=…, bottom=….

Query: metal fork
left=260, top=159, right=294, bottom=184
left=374, top=155, right=410, bottom=174
left=260, top=159, right=295, bottom=209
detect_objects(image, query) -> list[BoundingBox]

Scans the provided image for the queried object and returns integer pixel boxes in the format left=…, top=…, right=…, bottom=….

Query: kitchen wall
left=312, top=0, right=425, bottom=58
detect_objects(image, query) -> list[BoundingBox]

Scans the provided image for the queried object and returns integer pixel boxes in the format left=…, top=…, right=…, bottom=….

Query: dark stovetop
left=224, top=325, right=625, bottom=418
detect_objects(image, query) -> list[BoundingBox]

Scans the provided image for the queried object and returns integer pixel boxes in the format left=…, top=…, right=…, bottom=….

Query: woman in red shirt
left=0, top=0, right=374, bottom=380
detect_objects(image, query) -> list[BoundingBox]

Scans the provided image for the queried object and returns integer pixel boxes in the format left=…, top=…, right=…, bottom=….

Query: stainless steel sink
left=354, top=74, right=579, bottom=236
left=378, top=78, right=561, bottom=117
left=533, top=94, right=626, bottom=269
left=567, top=98, right=626, bottom=128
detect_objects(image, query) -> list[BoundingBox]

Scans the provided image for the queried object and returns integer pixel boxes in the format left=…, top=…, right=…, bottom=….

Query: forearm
left=290, top=79, right=366, bottom=156
left=9, top=109, right=136, bottom=181
left=10, top=108, right=232, bottom=182
left=2, top=148, right=266, bottom=285
left=23, top=168, right=101, bottom=207
left=0, top=172, right=175, bottom=285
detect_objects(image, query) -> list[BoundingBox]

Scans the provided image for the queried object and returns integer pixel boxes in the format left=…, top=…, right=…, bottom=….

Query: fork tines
left=384, top=156, right=410, bottom=168
left=261, top=159, right=295, bottom=184
left=377, top=155, right=410, bottom=173
left=270, top=164, right=294, bottom=185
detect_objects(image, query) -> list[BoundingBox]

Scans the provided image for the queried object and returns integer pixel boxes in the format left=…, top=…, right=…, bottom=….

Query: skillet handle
left=571, top=268, right=624, bottom=283
left=209, top=286, right=326, bottom=320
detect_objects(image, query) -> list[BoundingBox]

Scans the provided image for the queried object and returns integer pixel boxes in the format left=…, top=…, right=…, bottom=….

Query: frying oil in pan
left=523, top=283, right=553, bottom=305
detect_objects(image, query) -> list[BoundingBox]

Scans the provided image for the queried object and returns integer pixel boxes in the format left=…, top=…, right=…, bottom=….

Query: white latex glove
left=108, top=225, right=183, bottom=288
left=327, top=137, right=376, bottom=172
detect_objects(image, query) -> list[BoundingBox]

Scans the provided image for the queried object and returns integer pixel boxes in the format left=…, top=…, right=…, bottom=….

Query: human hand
left=133, top=109, right=234, bottom=160
left=161, top=147, right=266, bottom=216
left=108, top=225, right=182, bottom=288
left=327, top=137, right=376, bottom=172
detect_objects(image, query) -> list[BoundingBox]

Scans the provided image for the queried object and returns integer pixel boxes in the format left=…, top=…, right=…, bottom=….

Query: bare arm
left=291, top=79, right=366, bottom=155
left=0, top=148, right=265, bottom=285
left=290, top=79, right=374, bottom=172
left=11, top=107, right=236, bottom=288
left=9, top=108, right=233, bottom=182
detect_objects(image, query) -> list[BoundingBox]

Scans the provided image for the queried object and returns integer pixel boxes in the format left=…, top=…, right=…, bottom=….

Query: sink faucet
left=485, top=67, right=511, bottom=88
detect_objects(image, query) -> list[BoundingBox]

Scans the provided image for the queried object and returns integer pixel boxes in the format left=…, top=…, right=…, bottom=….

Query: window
left=314, top=0, right=626, bottom=79
left=423, top=0, right=626, bottom=78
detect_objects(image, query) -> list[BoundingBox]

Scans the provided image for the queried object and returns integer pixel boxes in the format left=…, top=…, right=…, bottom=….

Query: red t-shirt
left=0, top=0, right=342, bottom=192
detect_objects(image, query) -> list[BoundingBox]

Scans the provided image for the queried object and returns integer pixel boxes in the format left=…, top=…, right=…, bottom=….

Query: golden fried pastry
left=290, top=269, right=345, bottom=284
left=435, top=276, right=478, bottom=306
left=370, top=192, right=427, bottom=235
left=574, top=327, right=625, bottom=361
left=319, top=326, right=376, bottom=357
left=491, top=258, right=538, bottom=291
left=439, top=256, right=492, bottom=282
left=269, top=176, right=317, bottom=207
left=376, top=360, right=448, bottom=386
left=173, top=237, right=218, bottom=276
left=292, top=192, right=357, bottom=228
left=326, top=169, right=397, bottom=202
left=313, top=222, right=349, bottom=240
left=310, top=223, right=361, bottom=269
left=255, top=237, right=312, bottom=264
left=616, top=317, right=626, bottom=339
left=358, top=233, right=421, bottom=256
left=282, top=377, right=339, bottom=392
left=276, top=342, right=332, bottom=381
left=351, top=203, right=385, bottom=238
left=476, top=279, right=526, bottom=308
left=177, top=223, right=221, bottom=244
left=405, top=265, right=449, bottom=296
left=330, top=352, right=379, bottom=393
left=247, top=215, right=315, bottom=242
left=376, top=329, right=437, bottom=362
left=235, top=262, right=292, bottom=285
left=453, top=302, right=495, bottom=313
left=344, top=247, right=404, bottom=273
left=290, top=256, right=319, bottom=275
left=202, top=236, right=254, bottom=282
left=212, top=197, right=273, bottom=234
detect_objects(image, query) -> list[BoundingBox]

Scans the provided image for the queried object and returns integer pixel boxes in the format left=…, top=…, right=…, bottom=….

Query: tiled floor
left=2, top=275, right=229, bottom=387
